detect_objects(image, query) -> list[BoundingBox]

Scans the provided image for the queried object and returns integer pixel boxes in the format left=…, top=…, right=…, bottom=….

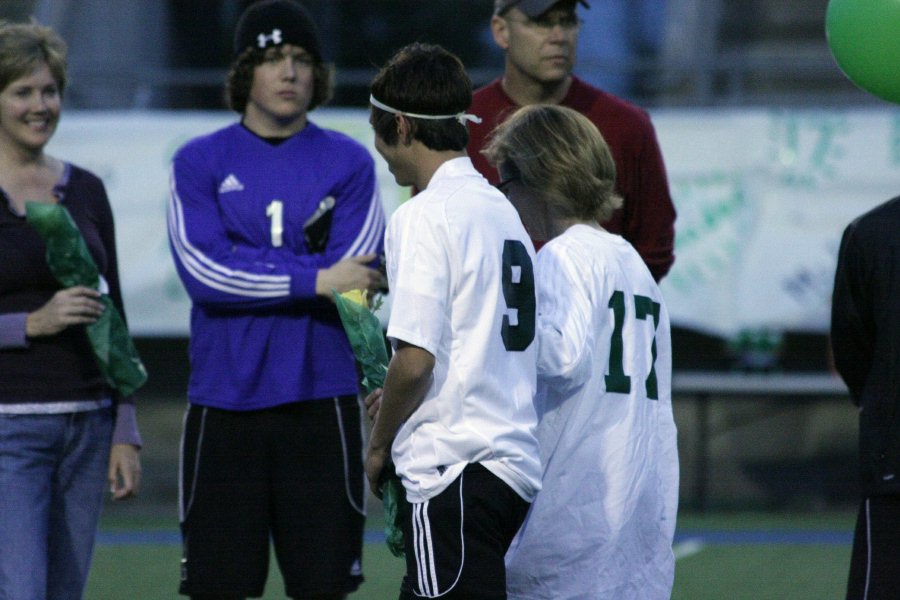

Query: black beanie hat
left=233, top=0, right=322, bottom=61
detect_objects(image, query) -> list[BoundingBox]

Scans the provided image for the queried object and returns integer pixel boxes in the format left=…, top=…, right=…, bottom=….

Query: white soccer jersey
left=384, top=157, right=542, bottom=504
left=506, top=224, right=679, bottom=600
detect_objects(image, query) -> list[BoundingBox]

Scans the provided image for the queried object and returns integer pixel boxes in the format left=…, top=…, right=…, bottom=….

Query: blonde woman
left=485, top=104, right=679, bottom=600
left=0, top=21, right=141, bottom=600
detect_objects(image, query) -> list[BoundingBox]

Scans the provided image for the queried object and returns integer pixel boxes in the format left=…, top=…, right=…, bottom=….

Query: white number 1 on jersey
left=266, top=200, right=284, bottom=247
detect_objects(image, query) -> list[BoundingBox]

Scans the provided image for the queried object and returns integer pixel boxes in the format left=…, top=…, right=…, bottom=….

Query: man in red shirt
left=468, top=0, right=676, bottom=281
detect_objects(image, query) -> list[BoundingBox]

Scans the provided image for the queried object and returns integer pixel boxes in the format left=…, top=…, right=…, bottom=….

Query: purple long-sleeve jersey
left=168, top=122, right=384, bottom=410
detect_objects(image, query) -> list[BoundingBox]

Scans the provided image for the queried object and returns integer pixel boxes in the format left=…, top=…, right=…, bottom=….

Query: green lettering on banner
left=666, top=172, right=745, bottom=293
left=768, top=112, right=848, bottom=188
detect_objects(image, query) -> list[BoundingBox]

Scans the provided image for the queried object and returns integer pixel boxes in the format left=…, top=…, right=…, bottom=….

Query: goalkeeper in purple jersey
left=166, top=2, right=384, bottom=598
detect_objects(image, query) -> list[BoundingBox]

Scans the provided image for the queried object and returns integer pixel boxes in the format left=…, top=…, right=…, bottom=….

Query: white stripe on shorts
left=410, top=473, right=467, bottom=597
left=178, top=405, right=207, bottom=523
left=334, top=397, right=366, bottom=516
left=864, top=497, right=872, bottom=600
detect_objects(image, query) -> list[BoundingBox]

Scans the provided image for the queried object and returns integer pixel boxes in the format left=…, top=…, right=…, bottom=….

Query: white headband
left=369, top=95, right=482, bottom=126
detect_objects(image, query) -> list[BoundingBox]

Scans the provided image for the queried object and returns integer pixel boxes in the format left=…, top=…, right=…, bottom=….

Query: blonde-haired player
left=484, top=104, right=679, bottom=600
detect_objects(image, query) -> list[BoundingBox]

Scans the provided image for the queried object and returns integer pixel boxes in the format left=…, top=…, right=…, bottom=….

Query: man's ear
left=396, top=114, right=413, bottom=146
left=491, top=15, right=511, bottom=50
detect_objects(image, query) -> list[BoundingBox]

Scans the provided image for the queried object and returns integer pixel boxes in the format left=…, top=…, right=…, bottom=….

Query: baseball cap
left=233, top=0, right=322, bottom=61
left=493, top=0, right=590, bottom=18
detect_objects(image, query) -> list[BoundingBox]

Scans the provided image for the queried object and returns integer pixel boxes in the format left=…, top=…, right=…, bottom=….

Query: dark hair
left=0, top=21, right=67, bottom=96
left=225, top=46, right=333, bottom=113
left=369, top=43, right=471, bottom=151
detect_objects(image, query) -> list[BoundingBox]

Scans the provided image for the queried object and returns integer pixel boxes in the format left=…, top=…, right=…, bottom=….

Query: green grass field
left=86, top=509, right=854, bottom=599
left=82, top=400, right=856, bottom=598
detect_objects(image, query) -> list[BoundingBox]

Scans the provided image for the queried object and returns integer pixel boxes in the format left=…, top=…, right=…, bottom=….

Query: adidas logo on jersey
left=218, top=174, right=244, bottom=194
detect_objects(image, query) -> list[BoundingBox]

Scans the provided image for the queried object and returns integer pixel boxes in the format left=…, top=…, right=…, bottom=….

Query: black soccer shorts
left=846, top=495, right=900, bottom=600
left=178, top=397, right=366, bottom=598
left=398, top=463, right=530, bottom=600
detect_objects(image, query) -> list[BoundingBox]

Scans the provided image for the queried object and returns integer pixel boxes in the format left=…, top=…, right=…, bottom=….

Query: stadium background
left=3, top=0, right=887, bottom=525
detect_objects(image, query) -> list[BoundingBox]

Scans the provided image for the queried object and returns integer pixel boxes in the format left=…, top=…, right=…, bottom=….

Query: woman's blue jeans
left=0, top=408, right=113, bottom=600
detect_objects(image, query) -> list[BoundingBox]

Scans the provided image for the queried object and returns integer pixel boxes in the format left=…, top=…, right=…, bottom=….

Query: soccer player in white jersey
left=365, top=43, right=542, bottom=600
left=484, top=105, right=680, bottom=600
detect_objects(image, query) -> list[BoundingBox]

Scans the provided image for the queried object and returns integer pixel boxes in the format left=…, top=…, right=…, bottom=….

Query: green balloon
left=826, top=0, right=900, bottom=104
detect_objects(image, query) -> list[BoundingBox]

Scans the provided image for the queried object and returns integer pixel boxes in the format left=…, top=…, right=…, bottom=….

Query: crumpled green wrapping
left=332, top=290, right=389, bottom=394
left=332, top=290, right=405, bottom=557
left=379, top=467, right=406, bottom=557
left=26, top=201, right=147, bottom=397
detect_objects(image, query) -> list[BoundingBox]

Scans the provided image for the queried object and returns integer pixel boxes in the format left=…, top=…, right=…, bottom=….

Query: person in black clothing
left=831, top=195, right=900, bottom=600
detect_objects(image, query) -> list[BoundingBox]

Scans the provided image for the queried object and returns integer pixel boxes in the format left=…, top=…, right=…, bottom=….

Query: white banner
left=654, top=108, right=900, bottom=337
left=47, top=107, right=900, bottom=337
